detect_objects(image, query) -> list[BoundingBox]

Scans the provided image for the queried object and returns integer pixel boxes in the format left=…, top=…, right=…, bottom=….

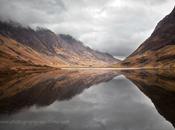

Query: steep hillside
left=120, top=7, right=175, bottom=68
left=0, top=21, right=119, bottom=69
left=0, top=35, right=67, bottom=73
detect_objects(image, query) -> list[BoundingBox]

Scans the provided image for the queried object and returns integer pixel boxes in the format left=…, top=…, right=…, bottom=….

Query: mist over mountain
left=0, top=21, right=119, bottom=72
left=0, top=0, right=173, bottom=58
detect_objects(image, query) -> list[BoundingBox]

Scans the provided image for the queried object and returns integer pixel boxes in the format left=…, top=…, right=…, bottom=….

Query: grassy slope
left=0, top=34, right=119, bottom=71
left=115, top=7, right=175, bottom=68
left=0, top=35, right=67, bottom=72
left=119, top=45, right=175, bottom=68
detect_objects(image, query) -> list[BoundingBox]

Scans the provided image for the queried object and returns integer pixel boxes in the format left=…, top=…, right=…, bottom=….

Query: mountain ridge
left=119, top=6, right=175, bottom=68
left=0, top=21, right=119, bottom=71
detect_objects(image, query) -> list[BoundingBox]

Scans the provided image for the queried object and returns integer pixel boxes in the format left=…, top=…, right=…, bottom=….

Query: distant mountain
left=0, top=21, right=119, bottom=71
left=120, top=6, right=175, bottom=68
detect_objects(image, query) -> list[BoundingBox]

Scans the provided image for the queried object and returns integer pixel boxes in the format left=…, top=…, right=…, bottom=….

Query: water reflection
left=0, top=69, right=175, bottom=130
left=0, top=69, right=119, bottom=114
left=121, top=69, right=175, bottom=127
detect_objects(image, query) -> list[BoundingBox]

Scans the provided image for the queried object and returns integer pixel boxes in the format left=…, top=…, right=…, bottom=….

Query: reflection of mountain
left=0, top=69, right=119, bottom=114
left=120, top=6, right=175, bottom=68
left=0, top=21, right=119, bottom=71
left=121, top=69, right=175, bottom=127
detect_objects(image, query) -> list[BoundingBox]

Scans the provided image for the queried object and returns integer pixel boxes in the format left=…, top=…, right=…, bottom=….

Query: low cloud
left=0, top=0, right=174, bottom=57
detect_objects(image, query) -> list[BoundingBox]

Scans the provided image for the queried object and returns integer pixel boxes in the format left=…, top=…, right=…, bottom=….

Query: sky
left=0, top=0, right=174, bottom=58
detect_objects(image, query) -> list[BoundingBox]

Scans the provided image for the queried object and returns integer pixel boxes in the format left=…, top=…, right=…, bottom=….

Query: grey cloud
left=126, top=0, right=169, bottom=5
left=0, top=0, right=174, bottom=57
left=0, top=0, right=66, bottom=25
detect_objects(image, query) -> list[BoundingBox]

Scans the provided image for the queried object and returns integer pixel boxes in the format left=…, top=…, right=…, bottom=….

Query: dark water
left=0, top=69, right=175, bottom=130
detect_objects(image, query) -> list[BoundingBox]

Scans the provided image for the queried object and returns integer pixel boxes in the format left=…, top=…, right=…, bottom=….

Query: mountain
left=0, top=21, right=119, bottom=71
left=0, top=35, right=65, bottom=73
left=120, top=6, right=175, bottom=68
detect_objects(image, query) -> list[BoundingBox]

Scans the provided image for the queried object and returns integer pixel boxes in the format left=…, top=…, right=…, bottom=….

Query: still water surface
left=0, top=69, right=174, bottom=130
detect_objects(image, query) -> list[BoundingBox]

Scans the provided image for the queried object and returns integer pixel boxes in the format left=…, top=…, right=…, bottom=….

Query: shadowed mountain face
left=0, top=69, right=119, bottom=114
left=0, top=21, right=119, bottom=70
left=120, top=7, right=175, bottom=68
left=121, top=69, right=175, bottom=127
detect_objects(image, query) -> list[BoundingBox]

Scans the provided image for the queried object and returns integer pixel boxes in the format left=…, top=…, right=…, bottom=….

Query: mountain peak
left=170, top=6, right=175, bottom=15
left=0, top=20, right=119, bottom=68
left=36, top=27, right=52, bottom=33
left=59, top=34, right=78, bottom=43
left=121, top=5, right=175, bottom=68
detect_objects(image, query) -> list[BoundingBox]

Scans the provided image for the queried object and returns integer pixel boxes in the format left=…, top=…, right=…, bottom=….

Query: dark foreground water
left=0, top=69, right=175, bottom=130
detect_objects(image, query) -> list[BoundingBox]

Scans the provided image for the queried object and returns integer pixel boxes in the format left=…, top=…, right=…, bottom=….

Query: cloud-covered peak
left=0, top=0, right=174, bottom=57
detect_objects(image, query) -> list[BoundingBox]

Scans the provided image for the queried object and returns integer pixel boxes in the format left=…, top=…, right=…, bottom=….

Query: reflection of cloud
left=114, top=56, right=126, bottom=60
left=0, top=74, right=174, bottom=130
left=113, top=75, right=125, bottom=80
left=0, top=0, right=174, bottom=57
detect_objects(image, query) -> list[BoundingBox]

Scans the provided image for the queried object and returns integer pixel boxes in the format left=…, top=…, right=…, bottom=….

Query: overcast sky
left=0, top=0, right=174, bottom=58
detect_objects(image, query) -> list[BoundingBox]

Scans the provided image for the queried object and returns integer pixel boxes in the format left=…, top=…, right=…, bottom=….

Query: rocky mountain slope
left=0, top=21, right=119, bottom=71
left=120, top=7, right=175, bottom=68
left=0, top=35, right=65, bottom=72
